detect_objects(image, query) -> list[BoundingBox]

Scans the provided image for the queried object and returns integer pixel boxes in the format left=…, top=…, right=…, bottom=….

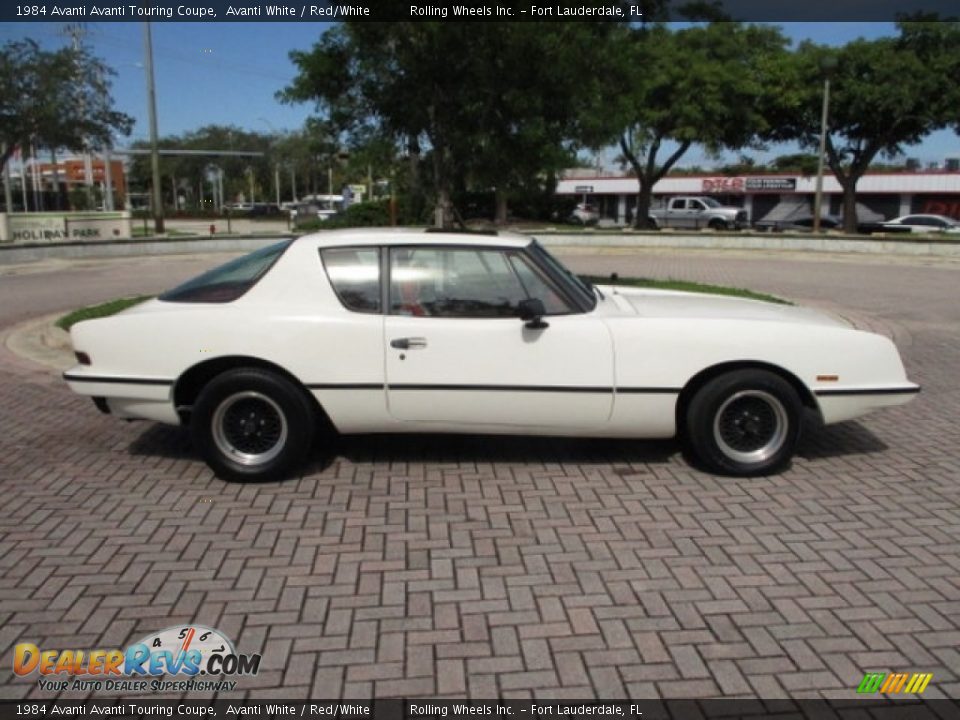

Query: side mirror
left=518, top=298, right=549, bottom=330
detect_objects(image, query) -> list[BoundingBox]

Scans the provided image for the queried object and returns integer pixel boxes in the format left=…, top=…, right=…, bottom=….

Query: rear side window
left=159, top=240, right=290, bottom=303
left=321, top=247, right=381, bottom=313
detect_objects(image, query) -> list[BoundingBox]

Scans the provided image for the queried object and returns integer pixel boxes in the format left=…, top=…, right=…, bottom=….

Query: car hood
left=600, top=285, right=848, bottom=328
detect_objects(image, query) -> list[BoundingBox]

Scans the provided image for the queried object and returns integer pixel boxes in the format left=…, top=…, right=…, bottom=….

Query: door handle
left=390, top=337, right=427, bottom=350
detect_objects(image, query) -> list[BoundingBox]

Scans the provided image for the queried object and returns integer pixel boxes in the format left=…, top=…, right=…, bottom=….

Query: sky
left=2, top=20, right=958, bottom=169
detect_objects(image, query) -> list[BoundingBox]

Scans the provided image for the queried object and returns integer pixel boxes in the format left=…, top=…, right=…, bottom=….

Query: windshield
left=528, top=241, right=596, bottom=311
left=701, top=197, right=722, bottom=208
left=159, top=240, right=291, bottom=303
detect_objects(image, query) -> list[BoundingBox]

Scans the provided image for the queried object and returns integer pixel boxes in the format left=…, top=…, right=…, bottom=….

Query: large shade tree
left=592, top=22, right=792, bottom=228
left=280, top=19, right=617, bottom=226
left=776, top=20, right=960, bottom=232
left=0, top=39, right=132, bottom=172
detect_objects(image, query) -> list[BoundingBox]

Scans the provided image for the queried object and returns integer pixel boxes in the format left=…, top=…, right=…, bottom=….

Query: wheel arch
left=174, top=356, right=332, bottom=429
left=675, top=360, right=821, bottom=435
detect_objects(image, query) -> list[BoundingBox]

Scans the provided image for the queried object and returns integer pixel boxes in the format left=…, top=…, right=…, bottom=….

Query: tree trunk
left=633, top=181, right=654, bottom=230
left=0, top=144, right=15, bottom=175
left=840, top=178, right=858, bottom=233
left=434, top=186, right=451, bottom=228
left=430, top=139, right=453, bottom=228
left=619, top=132, right=689, bottom=230
left=494, top=189, right=508, bottom=225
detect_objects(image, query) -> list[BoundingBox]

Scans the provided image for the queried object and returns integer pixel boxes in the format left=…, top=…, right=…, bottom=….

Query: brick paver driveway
left=1, top=247, right=958, bottom=700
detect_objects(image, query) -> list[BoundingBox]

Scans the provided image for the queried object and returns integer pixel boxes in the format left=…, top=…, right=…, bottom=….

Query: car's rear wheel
left=191, top=368, right=315, bottom=482
left=685, top=369, right=802, bottom=476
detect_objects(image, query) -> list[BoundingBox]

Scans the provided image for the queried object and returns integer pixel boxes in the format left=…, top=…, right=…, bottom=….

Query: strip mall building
left=556, top=170, right=960, bottom=226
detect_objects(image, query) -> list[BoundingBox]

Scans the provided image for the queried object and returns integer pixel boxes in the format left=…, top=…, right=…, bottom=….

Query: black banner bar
left=3, top=0, right=959, bottom=23
left=1, top=700, right=960, bottom=720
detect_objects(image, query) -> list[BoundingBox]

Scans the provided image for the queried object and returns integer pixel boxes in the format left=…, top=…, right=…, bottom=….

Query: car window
left=507, top=254, right=572, bottom=314
left=321, top=247, right=381, bottom=314
left=390, top=247, right=565, bottom=318
left=899, top=216, right=924, bottom=224
left=159, top=240, right=291, bottom=303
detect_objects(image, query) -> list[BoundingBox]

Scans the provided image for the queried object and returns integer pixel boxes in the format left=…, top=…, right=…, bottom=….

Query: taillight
left=75, top=351, right=91, bottom=365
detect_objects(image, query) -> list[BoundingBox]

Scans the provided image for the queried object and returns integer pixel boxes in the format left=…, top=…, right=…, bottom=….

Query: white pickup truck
left=648, top=196, right=748, bottom=230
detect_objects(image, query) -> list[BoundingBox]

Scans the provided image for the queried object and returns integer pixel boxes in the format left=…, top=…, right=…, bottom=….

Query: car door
left=675, top=198, right=700, bottom=228
left=666, top=198, right=686, bottom=228
left=384, top=245, right=614, bottom=429
left=685, top=199, right=706, bottom=228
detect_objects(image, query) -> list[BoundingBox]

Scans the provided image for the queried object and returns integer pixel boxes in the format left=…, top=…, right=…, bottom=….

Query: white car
left=64, top=229, right=919, bottom=482
left=879, top=214, right=960, bottom=234
left=570, top=203, right=600, bottom=225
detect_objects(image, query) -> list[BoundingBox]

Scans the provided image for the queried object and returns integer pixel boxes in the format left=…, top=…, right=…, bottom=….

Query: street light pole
left=812, top=77, right=830, bottom=234
left=143, top=22, right=164, bottom=234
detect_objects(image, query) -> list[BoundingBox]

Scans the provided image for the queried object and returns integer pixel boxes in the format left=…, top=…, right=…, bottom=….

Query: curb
left=3, top=230, right=960, bottom=265
left=4, top=313, right=74, bottom=371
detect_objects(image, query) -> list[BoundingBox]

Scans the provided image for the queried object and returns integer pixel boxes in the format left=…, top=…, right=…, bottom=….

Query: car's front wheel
left=708, top=218, right=729, bottom=231
left=685, top=369, right=802, bottom=476
left=191, top=368, right=316, bottom=482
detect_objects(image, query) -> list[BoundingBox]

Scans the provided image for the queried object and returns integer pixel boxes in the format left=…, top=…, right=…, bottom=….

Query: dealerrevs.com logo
left=857, top=671, right=933, bottom=695
left=13, top=625, right=261, bottom=693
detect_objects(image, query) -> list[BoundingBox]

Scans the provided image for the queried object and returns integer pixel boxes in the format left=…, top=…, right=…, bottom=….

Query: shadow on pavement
left=125, top=420, right=888, bottom=475
left=127, top=423, right=196, bottom=459
left=328, top=433, right=679, bottom=469
left=796, top=420, right=888, bottom=460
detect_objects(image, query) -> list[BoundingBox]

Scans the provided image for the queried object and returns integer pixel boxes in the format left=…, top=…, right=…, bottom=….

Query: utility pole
left=62, top=23, right=94, bottom=208
left=2, top=144, right=12, bottom=212
left=143, top=22, right=164, bottom=234
left=812, top=77, right=831, bottom=235
left=103, top=148, right=114, bottom=211
left=20, top=146, right=30, bottom=211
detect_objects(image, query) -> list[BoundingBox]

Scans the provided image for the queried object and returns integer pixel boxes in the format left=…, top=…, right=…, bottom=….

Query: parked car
left=247, top=203, right=283, bottom=218
left=649, top=196, right=748, bottom=230
left=569, top=202, right=600, bottom=225
left=872, top=214, right=960, bottom=234
left=64, top=230, right=919, bottom=482
left=754, top=215, right=843, bottom=233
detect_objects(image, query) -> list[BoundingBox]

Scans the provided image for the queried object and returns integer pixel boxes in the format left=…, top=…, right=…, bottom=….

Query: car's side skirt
left=309, top=383, right=680, bottom=437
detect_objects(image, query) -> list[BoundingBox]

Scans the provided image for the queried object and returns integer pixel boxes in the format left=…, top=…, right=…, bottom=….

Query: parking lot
left=0, top=246, right=958, bottom=700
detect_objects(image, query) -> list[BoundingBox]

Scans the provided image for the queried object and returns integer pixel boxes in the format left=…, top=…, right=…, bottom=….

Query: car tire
left=708, top=218, right=728, bottom=231
left=191, top=368, right=316, bottom=482
left=685, top=369, right=802, bottom=477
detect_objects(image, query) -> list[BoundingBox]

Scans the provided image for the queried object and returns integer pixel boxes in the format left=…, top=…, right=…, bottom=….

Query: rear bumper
left=64, top=368, right=179, bottom=424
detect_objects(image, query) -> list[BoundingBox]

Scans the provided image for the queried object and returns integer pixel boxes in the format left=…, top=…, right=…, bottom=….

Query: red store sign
left=702, top=177, right=745, bottom=193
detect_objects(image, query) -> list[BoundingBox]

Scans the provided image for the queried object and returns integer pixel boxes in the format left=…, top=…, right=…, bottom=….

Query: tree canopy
left=593, top=22, right=792, bottom=227
left=775, top=21, right=960, bottom=231
left=0, top=39, right=133, bottom=172
left=280, top=20, right=617, bottom=226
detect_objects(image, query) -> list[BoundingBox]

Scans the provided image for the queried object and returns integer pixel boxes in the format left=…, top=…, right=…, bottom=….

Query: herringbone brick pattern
left=0, top=250, right=958, bottom=700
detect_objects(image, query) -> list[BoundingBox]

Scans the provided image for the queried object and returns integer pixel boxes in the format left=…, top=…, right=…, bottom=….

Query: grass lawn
left=130, top=228, right=198, bottom=238
left=582, top=275, right=790, bottom=305
left=56, top=296, right=154, bottom=331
